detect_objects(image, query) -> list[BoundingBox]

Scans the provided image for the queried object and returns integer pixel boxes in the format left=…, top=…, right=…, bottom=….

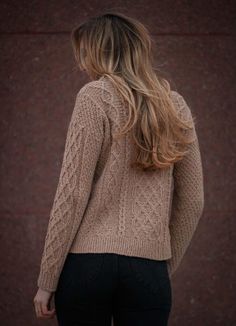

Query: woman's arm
left=167, top=93, right=205, bottom=276
left=37, top=86, right=106, bottom=292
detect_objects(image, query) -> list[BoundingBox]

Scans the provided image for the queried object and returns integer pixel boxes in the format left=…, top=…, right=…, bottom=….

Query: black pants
left=54, top=253, right=172, bottom=326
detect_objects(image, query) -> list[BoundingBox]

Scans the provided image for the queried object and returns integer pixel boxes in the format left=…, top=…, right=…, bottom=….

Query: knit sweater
left=37, top=75, right=204, bottom=292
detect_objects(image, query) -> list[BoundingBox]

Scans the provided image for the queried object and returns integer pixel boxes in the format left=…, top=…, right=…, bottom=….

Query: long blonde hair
left=71, top=11, right=196, bottom=171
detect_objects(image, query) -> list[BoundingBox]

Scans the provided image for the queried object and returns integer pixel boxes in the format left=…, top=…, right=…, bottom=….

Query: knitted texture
left=37, top=75, right=204, bottom=292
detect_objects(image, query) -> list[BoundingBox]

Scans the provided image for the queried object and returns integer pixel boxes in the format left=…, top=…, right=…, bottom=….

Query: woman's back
left=37, top=75, right=204, bottom=292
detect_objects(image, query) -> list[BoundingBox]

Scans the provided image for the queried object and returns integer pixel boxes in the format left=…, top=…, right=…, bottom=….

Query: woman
left=33, top=11, right=204, bottom=326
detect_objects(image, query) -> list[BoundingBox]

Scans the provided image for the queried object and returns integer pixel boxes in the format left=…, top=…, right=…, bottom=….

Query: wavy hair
left=71, top=11, right=196, bottom=171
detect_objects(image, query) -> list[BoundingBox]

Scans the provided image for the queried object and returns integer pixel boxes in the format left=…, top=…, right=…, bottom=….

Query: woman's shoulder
left=170, top=90, right=193, bottom=121
left=78, top=79, right=104, bottom=96
left=73, top=78, right=111, bottom=124
left=170, top=90, right=185, bottom=107
left=77, top=77, right=113, bottom=102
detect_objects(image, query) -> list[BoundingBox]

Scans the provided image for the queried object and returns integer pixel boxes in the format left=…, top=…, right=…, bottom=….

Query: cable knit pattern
left=37, top=75, right=204, bottom=292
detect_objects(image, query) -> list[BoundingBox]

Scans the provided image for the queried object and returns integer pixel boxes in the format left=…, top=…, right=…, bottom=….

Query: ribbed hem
left=69, top=235, right=172, bottom=261
left=37, top=236, right=173, bottom=292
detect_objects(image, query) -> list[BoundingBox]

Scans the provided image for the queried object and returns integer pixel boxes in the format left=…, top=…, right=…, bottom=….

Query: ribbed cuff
left=37, top=272, right=58, bottom=292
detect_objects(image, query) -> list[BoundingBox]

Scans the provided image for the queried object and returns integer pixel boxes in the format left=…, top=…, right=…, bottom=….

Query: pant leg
left=112, top=255, right=172, bottom=326
left=54, top=253, right=113, bottom=326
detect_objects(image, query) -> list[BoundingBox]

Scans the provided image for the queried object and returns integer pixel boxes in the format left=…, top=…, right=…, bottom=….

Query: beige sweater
left=37, top=75, right=204, bottom=292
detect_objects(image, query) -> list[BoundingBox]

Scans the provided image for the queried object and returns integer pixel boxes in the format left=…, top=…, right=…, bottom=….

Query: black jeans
left=54, top=253, right=172, bottom=326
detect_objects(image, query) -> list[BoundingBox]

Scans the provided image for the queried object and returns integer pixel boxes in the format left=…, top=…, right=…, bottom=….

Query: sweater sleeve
left=167, top=92, right=204, bottom=277
left=37, top=86, right=105, bottom=292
